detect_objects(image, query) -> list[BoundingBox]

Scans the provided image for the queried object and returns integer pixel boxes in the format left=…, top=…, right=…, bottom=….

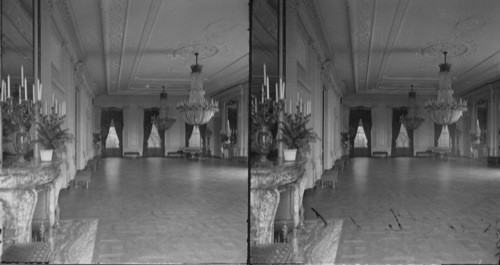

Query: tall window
left=396, top=124, right=410, bottom=147
left=354, top=119, right=368, bottom=148
left=188, top=126, right=201, bottom=147
left=106, top=120, right=120, bottom=148
left=438, top=125, right=451, bottom=148
left=147, top=124, right=162, bottom=148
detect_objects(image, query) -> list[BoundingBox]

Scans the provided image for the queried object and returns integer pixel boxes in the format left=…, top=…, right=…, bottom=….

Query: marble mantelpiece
left=250, top=158, right=307, bottom=245
left=0, top=159, right=62, bottom=247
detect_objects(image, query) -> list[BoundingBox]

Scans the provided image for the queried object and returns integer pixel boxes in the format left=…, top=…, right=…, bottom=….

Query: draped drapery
left=185, top=123, right=194, bottom=147
left=434, top=123, right=443, bottom=147
left=477, top=107, right=487, bottom=135
left=348, top=107, right=372, bottom=156
left=143, top=108, right=159, bottom=157
left=199, top=124, right=207, bottom=155
left=448, top=123, right=457, bottom=153
left=348, top=110, right=359, bottom=156
left=159, top=128, right=166, bottom=156
left=391, top=108, right=408, bottom=156
left=113, top=111, right=124, bottom=156
left=100, top=108, right=124, bottom=157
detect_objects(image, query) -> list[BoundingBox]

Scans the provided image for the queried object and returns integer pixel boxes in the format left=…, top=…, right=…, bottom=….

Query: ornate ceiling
left=316, top=0, right=500, bottom=95
left=68, top=0, right=249, bottom=96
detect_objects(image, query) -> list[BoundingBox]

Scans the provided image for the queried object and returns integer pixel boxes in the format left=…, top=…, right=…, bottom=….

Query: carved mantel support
left=250, top=158, right=308, bottom=245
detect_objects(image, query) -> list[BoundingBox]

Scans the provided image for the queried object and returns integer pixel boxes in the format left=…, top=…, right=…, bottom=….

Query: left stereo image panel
left=0, top=0, right=250, bottom=264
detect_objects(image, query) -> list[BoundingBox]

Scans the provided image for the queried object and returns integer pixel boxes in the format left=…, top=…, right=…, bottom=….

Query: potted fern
left=280, top=105, right=320, bottom=161
left=35, top=109, right=74, bottom=162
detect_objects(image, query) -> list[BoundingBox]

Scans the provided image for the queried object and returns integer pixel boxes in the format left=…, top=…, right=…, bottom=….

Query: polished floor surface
left=304, top=157, right=500, bottom=264
left=58, top=158, right=247, bottom=264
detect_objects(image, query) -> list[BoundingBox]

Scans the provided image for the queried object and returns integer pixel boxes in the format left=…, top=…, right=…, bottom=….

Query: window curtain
left=199, top=124, right=207, bottom=155
left=100, top=108, right=124, bottom=157
left=100, top=110, right=112, bottom=157
left=434, top=123, right=443, bottom=147
left=448, top=123, right=457, bottom=154
left=185, top=123, right=194, bottom=147
left=348, top=110, right=359, bottom=156
left=358, top=108, right=372, bottom=155
left=143, top=108, right=159, bottom=157
left=159, top=128, right=166, bottom=156
left=477, top=107, right=487, bottom=134
left=391, top=108, right=407, bottom=156
left=111, top=109, right=124, bottom=156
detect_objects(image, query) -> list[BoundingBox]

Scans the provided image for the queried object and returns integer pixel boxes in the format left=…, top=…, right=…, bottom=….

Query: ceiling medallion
left=455, top=17, right=485, bottom=31
left=173, top=44, right=219, bottom=60
left=421, top=41, right=468, bottom=60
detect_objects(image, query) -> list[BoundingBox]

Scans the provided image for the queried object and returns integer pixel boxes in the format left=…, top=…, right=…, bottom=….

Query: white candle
left=21, top=65, right=24, bottom=86
left=7, top=75, right=10, bottom=98
left=261, top=84, right=264, bottom=103
left=275, top=82, right=278, bottom=102
left=32, top=84, right=35, bottom=101
left=55, top=98, right=58, bottom=111
left=25, top=81, right=27, bottom=100
left=24, top=78, right=27, bottom=93
left=282, top=82, right=285, bottom=99
left=263, top=64, right=266, bottom=84
left=266, top=77, right=270, bottom=99
left=1, top=80, right=4, bottom=101
left=39, top=83, right=42, bottom=101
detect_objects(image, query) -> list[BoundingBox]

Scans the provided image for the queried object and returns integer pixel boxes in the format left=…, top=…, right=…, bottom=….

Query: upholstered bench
left=123, top=152, right=140, bottom=158
left=372, top=151, right=389, bottom=158
left=319, top=169, right=339, bottom=189
left=416, top=151, right=434, bottom=158
left=74, top=170, right=91, bottom=189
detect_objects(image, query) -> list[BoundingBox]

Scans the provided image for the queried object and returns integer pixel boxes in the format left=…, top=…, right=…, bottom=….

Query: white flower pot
left=284, top=149, right=297, bottom=161
left=40, top=149, right=54, bottom=162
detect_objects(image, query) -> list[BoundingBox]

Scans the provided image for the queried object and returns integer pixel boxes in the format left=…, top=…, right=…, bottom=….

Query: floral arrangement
left=251, top=99, right=278, bottom=129
left=279, top=105, right=320, bottom=156
left=35, top=107, right=74, bottom=154
left=470, top=132, right=486, bottom=148
left=340, top=131, right=350, bottom=145
left=220, top=130, right=231, bottom=143
left=2, top=101, right=40, bottom=131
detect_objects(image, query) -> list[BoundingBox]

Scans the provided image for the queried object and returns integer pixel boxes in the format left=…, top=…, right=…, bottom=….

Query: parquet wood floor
left=304, top=157, right=500, bottom=264
left=58, top=158, right=247, bottom=264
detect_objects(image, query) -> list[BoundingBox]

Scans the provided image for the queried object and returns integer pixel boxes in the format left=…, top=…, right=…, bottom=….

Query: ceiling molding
left=101, top=0, right=128, bottom=95
left=123, top=0, right=163, bottom=93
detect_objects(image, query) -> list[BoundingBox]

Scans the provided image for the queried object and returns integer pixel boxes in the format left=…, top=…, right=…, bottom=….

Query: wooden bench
left=372, top=151, right=389, bottom=158
left=319, top=169, right=339, bottom=189
left=74, top=170, right=91, bottom=189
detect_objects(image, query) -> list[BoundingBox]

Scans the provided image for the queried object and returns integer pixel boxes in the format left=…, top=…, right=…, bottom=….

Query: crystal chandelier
left=424, top=51, right=467, bottom=125
left=152, top=85, right=176, bottom=131
left=176, top=53, right=219, bottom=125
left=400, top=85, right=425, bottom=130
